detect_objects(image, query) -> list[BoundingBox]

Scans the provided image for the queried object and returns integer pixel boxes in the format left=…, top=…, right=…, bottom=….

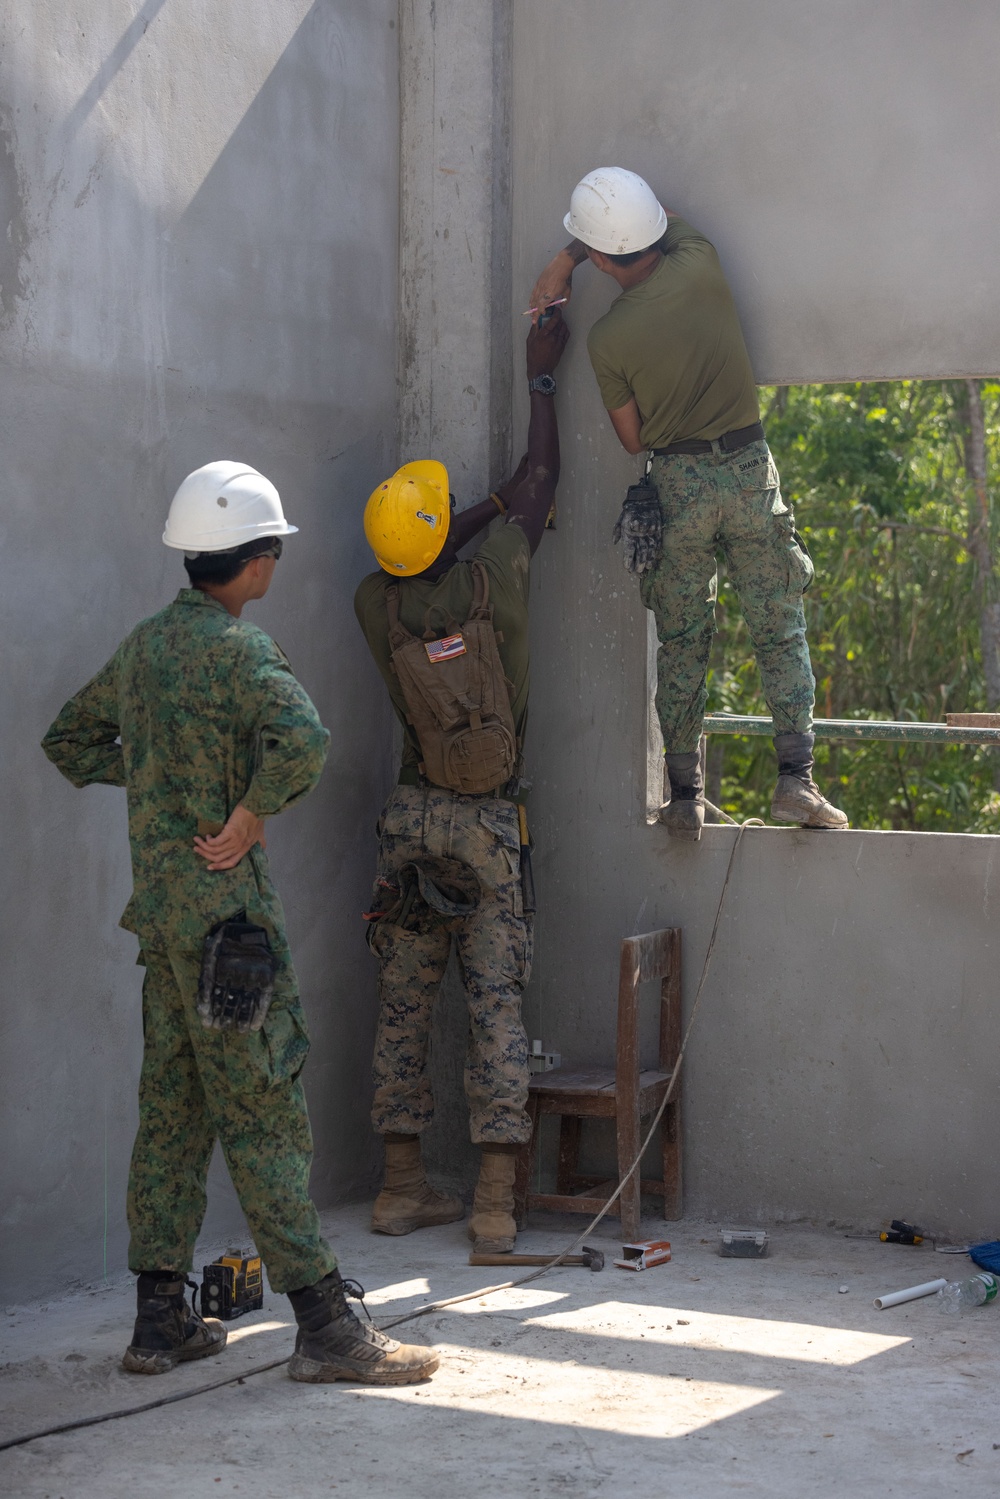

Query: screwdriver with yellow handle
left=880, top=1219, right=924, bottom=1245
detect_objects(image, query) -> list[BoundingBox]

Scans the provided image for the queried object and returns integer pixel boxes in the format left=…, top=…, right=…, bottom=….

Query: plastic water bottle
left=936, top=1272, right=999, bottom=1315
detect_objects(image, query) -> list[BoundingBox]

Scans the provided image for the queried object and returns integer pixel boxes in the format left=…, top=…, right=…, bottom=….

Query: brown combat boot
left=371, top=1134, right=465, bottom=1236
left=467, top=1145, right=517, bottom=1253
left=770, top=732, right=849, bottom=829
left=287, top=1270, right=438, bottom=1385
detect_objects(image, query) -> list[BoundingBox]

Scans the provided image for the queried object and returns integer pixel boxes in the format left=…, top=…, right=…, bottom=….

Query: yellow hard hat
left=364, top=460, right=451, bottom=576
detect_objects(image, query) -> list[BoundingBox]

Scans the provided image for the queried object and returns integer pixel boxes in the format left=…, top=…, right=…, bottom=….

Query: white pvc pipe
left=873, top=1277, right=947, bottom=1310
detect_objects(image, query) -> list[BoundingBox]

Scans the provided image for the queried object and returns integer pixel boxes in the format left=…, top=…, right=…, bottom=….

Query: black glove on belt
left=613, top=483, right=663, bottom=576
left=198, top=912, right=278, bottom=1033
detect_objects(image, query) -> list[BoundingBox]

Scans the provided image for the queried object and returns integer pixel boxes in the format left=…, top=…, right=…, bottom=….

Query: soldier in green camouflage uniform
left=354, top=315, right=568, bottom=1252
left=530, top=173, right=847, bottom=836
left=640, top=442, right=816, bottom=757
left=42, top=461, right=437, bottom=1386
left=43, top=585, right=335, bottom=1293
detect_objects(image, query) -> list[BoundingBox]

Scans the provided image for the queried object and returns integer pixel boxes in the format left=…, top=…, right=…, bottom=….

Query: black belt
left=651, top=420, right=764, bottom=458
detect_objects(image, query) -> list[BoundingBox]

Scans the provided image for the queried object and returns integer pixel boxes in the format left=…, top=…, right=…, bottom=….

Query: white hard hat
left=563, top=167, right=668, bottom=255
left=162, top=461, right=298, bottom=552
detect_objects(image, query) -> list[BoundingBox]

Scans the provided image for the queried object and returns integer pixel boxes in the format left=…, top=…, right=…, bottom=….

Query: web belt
left=650, top=420, right=765, bottom=458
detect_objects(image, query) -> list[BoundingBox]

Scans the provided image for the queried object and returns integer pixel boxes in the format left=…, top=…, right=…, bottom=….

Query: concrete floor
left=2, top=1205, right=999, bottom=1498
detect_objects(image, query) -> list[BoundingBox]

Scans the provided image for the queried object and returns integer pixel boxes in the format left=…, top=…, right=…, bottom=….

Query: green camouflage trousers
left=368, top=784, right=533, bottom=1144
left=126, top=944, right=336, bottom=1294
left=642, top=439, right=816, bottom=754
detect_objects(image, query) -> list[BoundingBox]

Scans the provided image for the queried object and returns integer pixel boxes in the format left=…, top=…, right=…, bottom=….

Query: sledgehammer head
left=468, top=1245, right=605, bottom=1270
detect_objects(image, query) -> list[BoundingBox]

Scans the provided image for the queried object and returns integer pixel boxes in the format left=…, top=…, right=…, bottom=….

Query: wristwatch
left=528, top=374, right=557, bottom=396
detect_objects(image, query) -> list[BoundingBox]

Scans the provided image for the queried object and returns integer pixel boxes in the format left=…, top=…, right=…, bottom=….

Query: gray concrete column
left=398, top=0, right=512, bottom=500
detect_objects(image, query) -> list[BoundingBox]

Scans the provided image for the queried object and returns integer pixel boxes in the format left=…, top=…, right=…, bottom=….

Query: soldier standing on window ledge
left=529, top=167, right=847, bottom=840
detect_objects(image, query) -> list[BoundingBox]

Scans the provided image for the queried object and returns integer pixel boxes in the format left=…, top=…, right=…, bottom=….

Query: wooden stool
left=514, top=928, right=682, bottom=1242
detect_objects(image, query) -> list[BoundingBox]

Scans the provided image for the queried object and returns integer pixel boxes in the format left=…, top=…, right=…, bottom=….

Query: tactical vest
left=385, top=562, right=518, bottom=795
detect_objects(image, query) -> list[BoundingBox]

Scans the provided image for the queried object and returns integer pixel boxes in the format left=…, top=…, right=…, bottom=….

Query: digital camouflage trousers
left=127, top=943, right=336, bottom=1294
left=642, top=439, right=816, bottom=755
left=367, top=784, right=533, bottom=1145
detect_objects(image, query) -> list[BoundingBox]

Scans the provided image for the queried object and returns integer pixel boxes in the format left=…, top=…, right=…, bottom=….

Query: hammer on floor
left=468, top=1245, right=604, bottom=1271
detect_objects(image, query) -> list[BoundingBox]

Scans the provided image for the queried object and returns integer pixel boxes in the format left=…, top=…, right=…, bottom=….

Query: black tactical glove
left=612, top=483, right=662, bottom=576
left=198, top=913, right=278, bottom=1033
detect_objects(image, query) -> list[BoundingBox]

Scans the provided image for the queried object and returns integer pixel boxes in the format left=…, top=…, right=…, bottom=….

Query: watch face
left=531, top=374, right=556, bottom=394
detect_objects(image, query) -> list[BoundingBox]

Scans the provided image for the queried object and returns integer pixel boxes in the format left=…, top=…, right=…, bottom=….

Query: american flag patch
left=425, top=633, right=467, bottom=663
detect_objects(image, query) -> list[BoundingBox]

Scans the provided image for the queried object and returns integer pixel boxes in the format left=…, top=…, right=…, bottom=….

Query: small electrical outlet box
left=529, top=1039, right=561, bottom=1073
left=528, top=1051, right=561, bottom=1073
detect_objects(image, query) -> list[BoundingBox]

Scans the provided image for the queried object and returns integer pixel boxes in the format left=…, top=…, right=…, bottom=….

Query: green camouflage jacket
left=41, top=589, right=329, bottom=949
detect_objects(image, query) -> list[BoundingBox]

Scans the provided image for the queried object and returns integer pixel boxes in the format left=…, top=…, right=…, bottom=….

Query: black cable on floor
left=0, top=1358, right=290, bottom=1452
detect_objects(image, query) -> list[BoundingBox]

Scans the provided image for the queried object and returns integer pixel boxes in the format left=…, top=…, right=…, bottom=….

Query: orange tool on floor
left=614, top=1240, right=672, bottom=1271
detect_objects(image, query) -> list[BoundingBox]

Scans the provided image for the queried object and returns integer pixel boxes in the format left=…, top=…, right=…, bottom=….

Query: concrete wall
left=525, top=818, right=1000, bottom=1240
left=7, top=0, right=1000, bottom=1305
left=398, top=0, right=512, bottom=497
left=1, top=0, right=399, bottom=1302
left=506, top=0, right=1000, bottom=1237
left=512, top=0, right=1000, bottom=383
left=394, top=0, right=516, bottom=1194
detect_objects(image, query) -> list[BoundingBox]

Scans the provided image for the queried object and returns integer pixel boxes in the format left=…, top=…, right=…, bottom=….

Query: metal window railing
left=703, top=713, right=1000, bottom=746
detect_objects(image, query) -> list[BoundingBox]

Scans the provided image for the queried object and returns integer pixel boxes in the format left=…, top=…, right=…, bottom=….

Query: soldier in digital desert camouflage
left=355, top=315, right=569, bottom=1255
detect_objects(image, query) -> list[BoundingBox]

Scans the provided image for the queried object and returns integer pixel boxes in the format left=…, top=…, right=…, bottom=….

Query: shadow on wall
left=62, top=0, right=173, bottom=143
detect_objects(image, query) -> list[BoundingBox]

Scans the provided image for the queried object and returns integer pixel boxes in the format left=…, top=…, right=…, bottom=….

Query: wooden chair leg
left=659, top=927, right=683, bottom=1221
left=556, top=1115, right=582, bottom=1195
left=617, top=1096, right=642, bottom=1243
left=662, top=1096, right=682, bottom=1221
left=514, top=1094, right=540, bottom=1230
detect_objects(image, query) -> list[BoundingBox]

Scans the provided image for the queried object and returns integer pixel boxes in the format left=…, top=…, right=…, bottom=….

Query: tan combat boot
left=770, top=732, right=849, bottom=830
left=467, top=1145, right=518, bottom=1253
left=287, top=1270, right=438, bottom=1385
left=371, top=1134, right=465, bottom=1236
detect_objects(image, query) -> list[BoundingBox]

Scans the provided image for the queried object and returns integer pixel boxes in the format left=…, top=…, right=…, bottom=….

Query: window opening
left=646, top=378, right=1000, bottom=833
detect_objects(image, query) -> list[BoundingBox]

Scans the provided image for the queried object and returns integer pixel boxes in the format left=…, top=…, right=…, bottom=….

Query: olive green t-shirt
left=354, top=522, right=531, bottom=776
left=586, top=216, right=760, bottom=451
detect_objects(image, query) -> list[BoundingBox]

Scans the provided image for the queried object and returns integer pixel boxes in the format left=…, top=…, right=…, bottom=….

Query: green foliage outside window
left=708, top=380, right=1000, bottom=831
